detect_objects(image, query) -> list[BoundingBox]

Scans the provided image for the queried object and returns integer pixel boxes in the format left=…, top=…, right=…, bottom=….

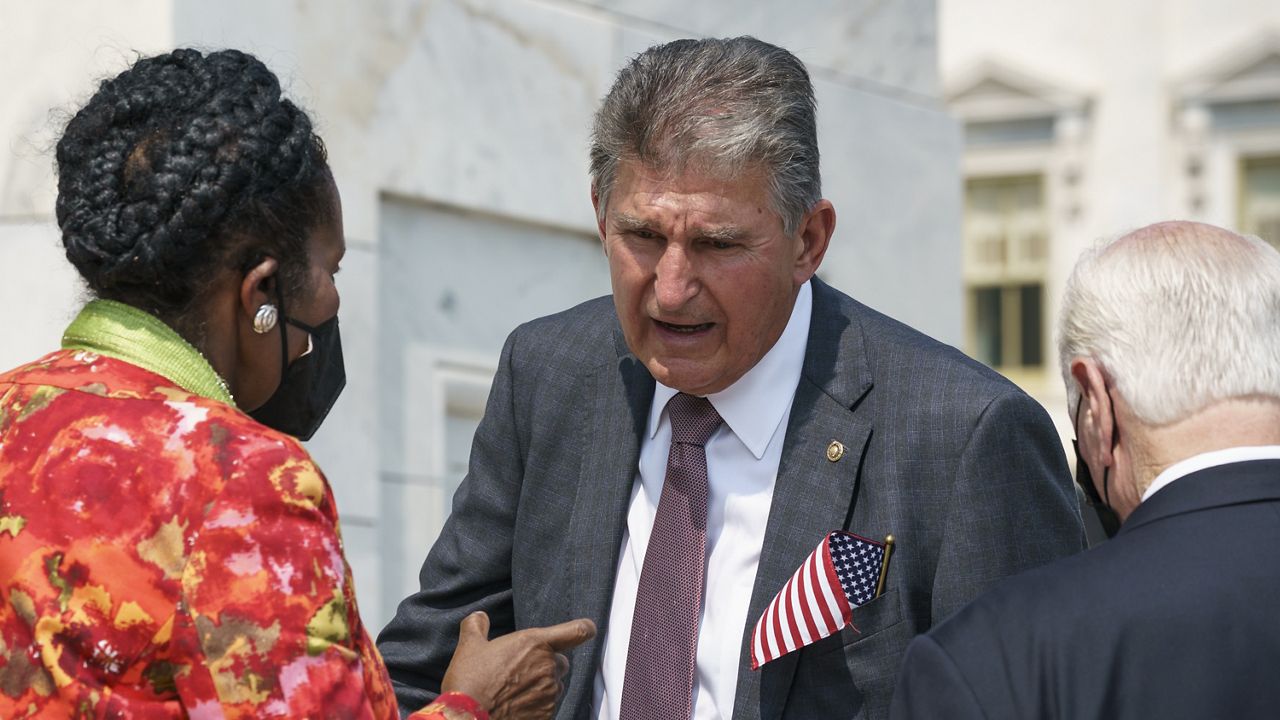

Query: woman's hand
left=441, top=611, right=597, bottom=720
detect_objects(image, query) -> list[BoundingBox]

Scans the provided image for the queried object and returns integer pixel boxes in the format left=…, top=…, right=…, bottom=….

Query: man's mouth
left=654, top=319, right=714, bottom=334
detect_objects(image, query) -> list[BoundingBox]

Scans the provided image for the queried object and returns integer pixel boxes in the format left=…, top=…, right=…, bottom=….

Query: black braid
left=55, top=48, right=331, bottom=334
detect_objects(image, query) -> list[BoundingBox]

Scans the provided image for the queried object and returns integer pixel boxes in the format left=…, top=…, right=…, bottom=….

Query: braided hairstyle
left=55, top=48, right=332, bottom=338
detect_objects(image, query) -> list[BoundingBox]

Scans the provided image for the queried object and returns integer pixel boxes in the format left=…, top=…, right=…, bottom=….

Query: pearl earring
left=253, top=304, right=278, bottom=334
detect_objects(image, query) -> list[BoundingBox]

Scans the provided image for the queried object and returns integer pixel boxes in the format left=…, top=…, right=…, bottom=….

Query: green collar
left=62, top=299, right=236, bottom=407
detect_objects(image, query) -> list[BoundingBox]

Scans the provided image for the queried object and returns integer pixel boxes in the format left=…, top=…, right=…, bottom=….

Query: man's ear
left=793, top=199, right=836, bottom=285
left=240, top=256, right=281, bottom=321
left=1070, top=357, right=1115, bottom=469
left=591, top=185, right=608, bottom=250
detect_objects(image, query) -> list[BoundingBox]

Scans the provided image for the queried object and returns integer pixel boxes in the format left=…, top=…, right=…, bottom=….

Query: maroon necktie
left=619, top=392, right=723, bottom=720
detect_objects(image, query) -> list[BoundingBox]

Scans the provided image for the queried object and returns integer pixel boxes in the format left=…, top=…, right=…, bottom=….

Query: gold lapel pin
left=826, top=440, right=845, bottom=462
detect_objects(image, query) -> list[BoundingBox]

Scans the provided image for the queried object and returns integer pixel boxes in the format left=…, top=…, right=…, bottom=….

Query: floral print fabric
left=0, top=349, right=473, bottom=719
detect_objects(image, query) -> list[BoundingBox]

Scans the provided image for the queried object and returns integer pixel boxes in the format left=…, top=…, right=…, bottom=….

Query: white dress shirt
left=1141, top=445, right=1280, bottom=502
left=592, top=281, right=812, bottom=720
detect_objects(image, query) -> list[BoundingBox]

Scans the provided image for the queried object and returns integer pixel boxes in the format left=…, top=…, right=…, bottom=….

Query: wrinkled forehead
left=608, top=158, right=772, bottom=207
left=602, top=159, right=784, bottom=238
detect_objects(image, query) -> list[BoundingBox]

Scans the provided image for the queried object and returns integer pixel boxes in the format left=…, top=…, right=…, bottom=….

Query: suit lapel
left=733, top=279, right=874, bottom=720
left=561, top=331, right=653, bottom=720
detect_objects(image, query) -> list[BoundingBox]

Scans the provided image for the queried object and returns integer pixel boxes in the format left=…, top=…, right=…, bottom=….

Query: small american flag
left=750, top=531, right=892, bottom=669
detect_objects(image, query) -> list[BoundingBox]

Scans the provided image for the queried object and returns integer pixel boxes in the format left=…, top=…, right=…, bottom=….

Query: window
left=1241, top=156, right=1280, bottom=250
left=963, top=175, right=1048, bottom=371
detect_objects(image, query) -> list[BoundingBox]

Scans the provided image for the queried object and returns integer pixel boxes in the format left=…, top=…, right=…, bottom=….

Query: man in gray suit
left=379, top=36, right=1084, bottom=720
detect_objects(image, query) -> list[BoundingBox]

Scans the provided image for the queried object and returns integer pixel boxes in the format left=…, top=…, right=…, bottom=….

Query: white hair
left=1058, top=221, right=1280, bottom=425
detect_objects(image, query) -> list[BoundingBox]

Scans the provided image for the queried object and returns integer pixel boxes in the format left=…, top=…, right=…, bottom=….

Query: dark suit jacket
left=378, top=278, right=1084, bottom=720
left=891, top=459, right=1280, bottom=720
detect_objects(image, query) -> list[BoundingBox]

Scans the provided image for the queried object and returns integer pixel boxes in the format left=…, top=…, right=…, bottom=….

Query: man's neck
left=1131, top=397, right=1280, bottom=496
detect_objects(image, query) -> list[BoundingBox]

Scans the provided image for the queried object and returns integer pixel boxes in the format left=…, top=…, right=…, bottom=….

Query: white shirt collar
left=1142, top=445, right=1280, bottom=502
left=647, top=281, right=812, bottom=460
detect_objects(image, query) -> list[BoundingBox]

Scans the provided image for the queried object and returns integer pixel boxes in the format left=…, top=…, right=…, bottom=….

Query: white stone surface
left=305, top=241, right=382, bottom=523
left=817, top=81, right=963, bottom=345
left=575, top=0, right=940, bottom=99
left=335, top=519, right=383, bottom=640
left=376, top=197, right=610, bottom=472
left=0, top=1, right=174, bottom=217
left=367, top=1, right=612, bottom=235
left=0, top=221, right=83, bottom=371
left=376, top=196, right=613, bottom=624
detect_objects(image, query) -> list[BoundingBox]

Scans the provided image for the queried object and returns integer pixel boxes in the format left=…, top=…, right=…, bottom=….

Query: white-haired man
left=890, top=220, right=1280, bottom=719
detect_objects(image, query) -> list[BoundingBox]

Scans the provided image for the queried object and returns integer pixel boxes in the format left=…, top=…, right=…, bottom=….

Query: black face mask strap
left=1102, top=392, right=1118, bottom=508
left=1073, top=398, right=1091, bottom=482
left=1075, top=389, right=1124, bottom=539
left=242, top=254, right=295, bottom=380
left=1073, top=395, right=1104, bottom=506
left=274, top=282, right=291, bottom=385
left=285, top=316, right=322, bottom=335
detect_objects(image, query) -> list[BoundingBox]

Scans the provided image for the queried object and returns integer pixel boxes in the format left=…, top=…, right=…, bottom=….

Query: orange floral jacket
left=0, top=349, right=481, bottom=719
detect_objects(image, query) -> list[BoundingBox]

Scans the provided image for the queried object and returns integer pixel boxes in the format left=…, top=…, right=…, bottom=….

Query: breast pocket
left=813, top=589, right=904, bottom=655
left=785, top=589, right=912, bottom=720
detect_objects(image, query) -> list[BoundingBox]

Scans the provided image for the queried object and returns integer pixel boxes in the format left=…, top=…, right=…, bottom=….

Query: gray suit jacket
left=378, top=278, right=1085, bottom=720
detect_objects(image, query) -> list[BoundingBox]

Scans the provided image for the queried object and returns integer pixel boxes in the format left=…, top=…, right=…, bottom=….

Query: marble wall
left=0, top=1, right=174, bottom=370
left=0, top=0, right=960, bottom=630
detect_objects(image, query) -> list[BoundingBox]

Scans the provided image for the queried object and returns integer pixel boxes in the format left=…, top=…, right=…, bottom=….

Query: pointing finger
left=531, top=618, right=597, bottom=652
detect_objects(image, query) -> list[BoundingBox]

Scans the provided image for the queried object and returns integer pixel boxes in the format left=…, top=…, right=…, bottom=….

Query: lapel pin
left=826, top=440, right=845, bottom=462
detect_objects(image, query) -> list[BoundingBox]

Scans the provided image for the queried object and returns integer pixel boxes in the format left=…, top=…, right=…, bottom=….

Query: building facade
left=1, top=0, right=959, bottom=630
left=942, top=0, right=1280, bottom=436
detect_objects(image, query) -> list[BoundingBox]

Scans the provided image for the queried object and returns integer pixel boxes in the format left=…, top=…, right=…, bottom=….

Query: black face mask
left=249, top=285, right=346, bottom=441
left=1072, top=397, right=1122, bottom=539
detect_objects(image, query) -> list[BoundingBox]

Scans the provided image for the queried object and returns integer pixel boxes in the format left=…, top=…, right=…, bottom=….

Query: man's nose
left=653, top=243, right=699, bottom=311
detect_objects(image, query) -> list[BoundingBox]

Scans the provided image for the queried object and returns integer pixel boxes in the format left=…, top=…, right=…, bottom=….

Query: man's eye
left=633, top=229, right=658, bottom=240
left=709, top=240, right=735, bottom=250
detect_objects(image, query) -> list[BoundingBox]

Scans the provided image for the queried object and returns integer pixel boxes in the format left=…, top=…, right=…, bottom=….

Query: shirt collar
left=647, top=281, right=812, bottom=460
left=61, top=299, right=236, bottom=407
left=1142, top=445, right=1280, bottom=502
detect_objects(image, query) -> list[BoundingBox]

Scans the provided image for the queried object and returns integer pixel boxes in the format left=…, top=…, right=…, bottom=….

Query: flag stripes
left=750, top=531, right=887, bottom=669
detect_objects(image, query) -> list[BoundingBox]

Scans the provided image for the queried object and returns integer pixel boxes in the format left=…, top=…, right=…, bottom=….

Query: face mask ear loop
left=274, top=281, right=291, bottom=386
left=1103, top=388, right=1118, bottom=509
left=1073, top=396, right=1092, bottom=490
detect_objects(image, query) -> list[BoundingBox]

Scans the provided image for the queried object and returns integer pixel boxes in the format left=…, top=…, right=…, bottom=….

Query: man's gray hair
left=589, top=36, right=820, bottom=236
left=1058, top=221, right=1280, bottom=424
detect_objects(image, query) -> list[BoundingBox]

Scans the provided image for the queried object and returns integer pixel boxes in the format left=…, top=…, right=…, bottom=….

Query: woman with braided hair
left=0, top=48, right=592, bottom=719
